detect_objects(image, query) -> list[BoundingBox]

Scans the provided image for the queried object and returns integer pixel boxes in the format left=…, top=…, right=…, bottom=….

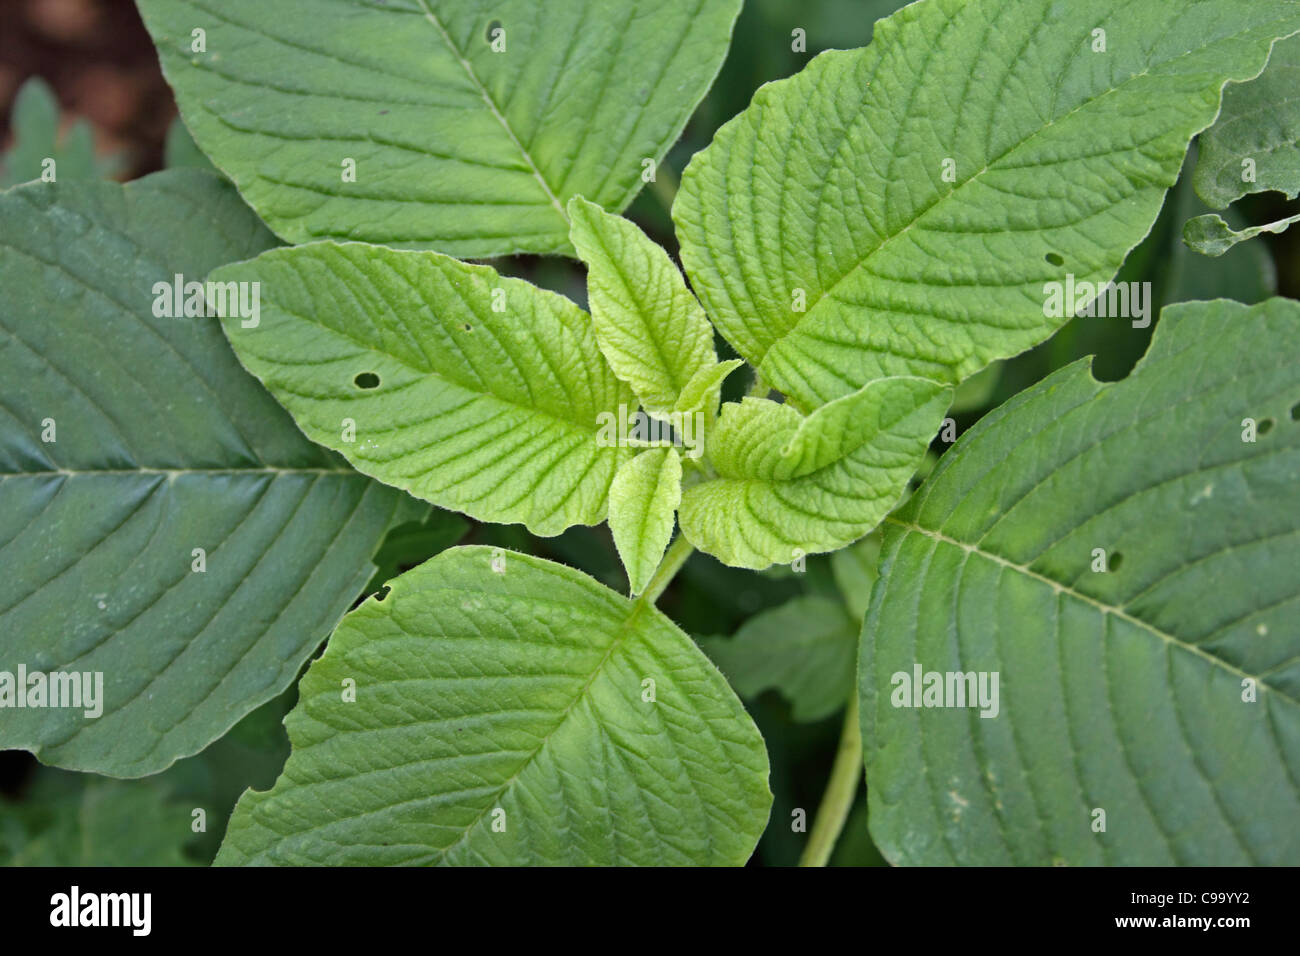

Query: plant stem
left=799, top=696, right=863, bottom=867
left=639, top=533, right=694, bottom=605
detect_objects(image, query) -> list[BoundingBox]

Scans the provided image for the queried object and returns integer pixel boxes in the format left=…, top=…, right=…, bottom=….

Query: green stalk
left=638, top=533, right=694, bottom=605
left=799, top=696, right=863, bottom=867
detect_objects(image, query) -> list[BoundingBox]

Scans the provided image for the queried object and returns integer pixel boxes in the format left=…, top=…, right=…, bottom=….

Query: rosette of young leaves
left=213, top=241, right=638, bottom=537
left=675, top=0, right=1300, bottom=410
left=678, top=377, right=951, bottom=569
left=862, top=298, right=1300, bottom=865
left=0, top=172, right=419, bottom=777
left=217, top=547, right=772, bottom=866
left=137, top=0, right=743, bottom=257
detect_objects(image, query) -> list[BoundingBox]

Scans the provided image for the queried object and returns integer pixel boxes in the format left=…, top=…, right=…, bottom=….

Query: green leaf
left=676, top=358, right=744, bottom=420
left=861, top=298, right=1300, bottom=865
left=1183, top=210, right=1300, bottom=256
left=679, top=376, right=950, bottom=569
left=0, top=172, right=419, bottom=777
left=608, top=448, right=682, bottom=595
left=1159, top=153, right=1277, bottom=305
left=0, top=78, right=124, bottom=188
left=675, top=0, right=1300, bottom=410
left=830, top=534, right=881, bottom=623
left=213, top=241, right=637, bottom=537
left=569, top=196, right=717, bottom=416
left=0, top=774, right=196, bottom=866
left=137, top=0, right=742, bottom=257
left=164, top=116, right=217, bottom=172
left=1195, top=33, right=1300, bottom=207
left=699, top=595, right=857, bottom=722
left=216, top=547, right=772, bottom=865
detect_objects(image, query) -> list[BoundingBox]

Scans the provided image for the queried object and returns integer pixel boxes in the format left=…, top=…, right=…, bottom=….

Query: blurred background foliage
left=1, top=0, right=1297, bottom=867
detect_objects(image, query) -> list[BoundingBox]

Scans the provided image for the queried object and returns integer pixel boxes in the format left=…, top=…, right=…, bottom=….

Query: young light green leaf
left=699, top=595, right=857, bottom=723
left=862, top=298, right=1300, bottom=865
left=213, top=241, right=637, bottom=537
left=1183, top=211, right=1300, bottom=256
left=1194, top=32, right=1300, bottom=207
left=137, top=0, right=742, bottom=257
left=569, top=196, right=718, bottom=416
left=679, top=377, right=950, bottom=569
left=675, top=0, right=1300, bottom=410
left=675, top=359, right=744, bottom=420
left=217, top=547, right=772, bottom=866
left=609, top=448, right=682, bottom=595
left=0, top=172, right=419, bottom=777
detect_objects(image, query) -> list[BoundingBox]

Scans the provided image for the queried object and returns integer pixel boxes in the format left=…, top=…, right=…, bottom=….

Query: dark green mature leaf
left=830, top=534, right=881, bottom=623
left=164, top=116, right=217, bottom=172
left=861, top=298, right=1300, bottom=865
left=213, top=241, right=636, bottom=537
left=137, top=0, right=742, bottom=257
left=217, top=547, right=772, bottom=865
left=676, top=0, right=1300, bottom=411
left=700, top=595, right=857, bottom=723
left=1195, top=32, right=1300, bottom=207
left=0, top=774, right=195, bottom=866
left=0, top=172, right=419, bottom=777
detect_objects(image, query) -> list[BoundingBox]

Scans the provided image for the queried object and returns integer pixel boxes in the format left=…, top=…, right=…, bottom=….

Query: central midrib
left=884, top=515, right=1299, bottom=709
left=432, top=596, right=655, bottom=863
left=414, top=0, right=569, bottom=226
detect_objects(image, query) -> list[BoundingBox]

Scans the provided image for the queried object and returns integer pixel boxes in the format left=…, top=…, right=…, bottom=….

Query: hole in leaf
left=374, top=585, right=391, bottom=602
left=1109, top=552, right=1123, bottom=572
left=486, top=19, right=502, bottom=42
left=1045, top=252, right=1064, bottom=267
left=1291, top=402, right=1300, bottom=422
left=462, top=323, right=473, bottom=332
left=354, top=372, right=380, bottom=389
left=1260, top=417, right=1275, bottom=436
